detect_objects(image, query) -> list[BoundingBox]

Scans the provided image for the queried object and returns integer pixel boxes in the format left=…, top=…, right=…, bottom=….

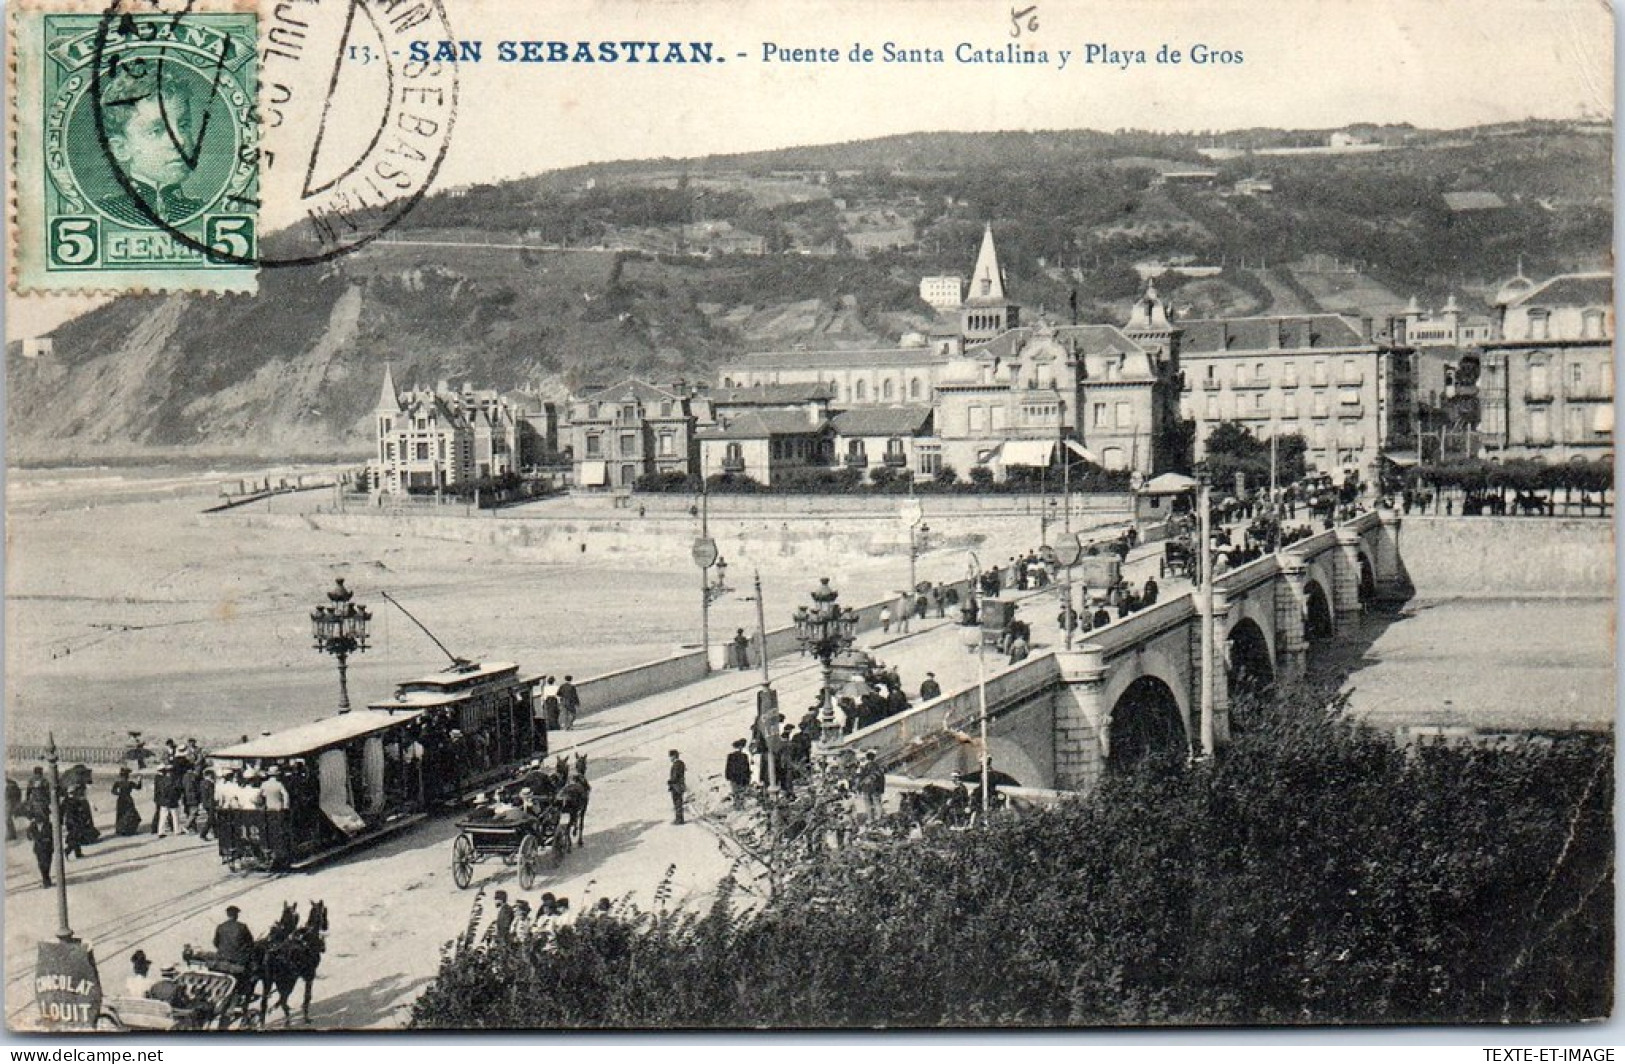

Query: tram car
left=208, top=661, right=541, bottom=871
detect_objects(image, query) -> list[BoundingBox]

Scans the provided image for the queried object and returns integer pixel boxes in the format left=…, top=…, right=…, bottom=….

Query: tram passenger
left=259, top=766, right=290, bottom=868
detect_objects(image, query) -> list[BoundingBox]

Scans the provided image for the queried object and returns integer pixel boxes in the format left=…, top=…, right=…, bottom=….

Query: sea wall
left=1398, top=517, right=1614, bottom=598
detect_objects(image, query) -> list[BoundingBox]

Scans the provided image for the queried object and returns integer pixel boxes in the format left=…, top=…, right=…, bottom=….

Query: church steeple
left=967, top=223, right=1006, bottom=303
left=376, top=363, right=402, bottom=411
left=960, top=223, right=1020, bottom=344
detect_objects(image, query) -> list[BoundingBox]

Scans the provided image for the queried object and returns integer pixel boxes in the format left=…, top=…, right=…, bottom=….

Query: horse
left=558, top=762, right=590, bottom=847
left=260, top=900, right=328, bottom=1026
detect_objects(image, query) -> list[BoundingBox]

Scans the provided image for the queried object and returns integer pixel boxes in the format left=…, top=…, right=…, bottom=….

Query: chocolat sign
left=36, top=940, right=102, bottom=1029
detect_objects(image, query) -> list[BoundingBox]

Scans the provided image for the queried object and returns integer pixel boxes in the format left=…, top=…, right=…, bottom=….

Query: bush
left=633, top=470, right=699, bottom=493
left=411, top=687, right=1612, bottom=1027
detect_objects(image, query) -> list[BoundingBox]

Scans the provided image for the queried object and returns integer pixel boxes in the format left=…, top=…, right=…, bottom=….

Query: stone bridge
left=844, top=511, right=1407, bottom=793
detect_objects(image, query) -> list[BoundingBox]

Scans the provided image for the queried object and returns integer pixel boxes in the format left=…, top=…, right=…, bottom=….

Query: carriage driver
left=212, top=905, right=255, bottom=974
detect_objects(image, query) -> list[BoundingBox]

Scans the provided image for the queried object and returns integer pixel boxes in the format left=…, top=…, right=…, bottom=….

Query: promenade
left=3, top=533, right=1173, bottom=1030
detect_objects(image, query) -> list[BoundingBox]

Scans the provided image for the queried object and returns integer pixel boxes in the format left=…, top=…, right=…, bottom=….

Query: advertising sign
left=35, top=940, right=101, bottom=1029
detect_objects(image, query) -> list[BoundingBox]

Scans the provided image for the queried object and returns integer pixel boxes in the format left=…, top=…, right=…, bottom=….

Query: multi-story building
left=1177, top=314, right=1414, bottom=486
left=919, top=275, right=964, bottom=310
left=1478, top=271, right=1613, bottom=462
left=368, top=366, right=530, bottom=494
left=567, top=379, right=697, bottom=489
left=716, top=345, right=952, bottom=407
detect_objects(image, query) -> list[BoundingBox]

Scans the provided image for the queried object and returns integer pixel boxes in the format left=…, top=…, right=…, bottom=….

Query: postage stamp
left=9, top=0, right=259, bottom=294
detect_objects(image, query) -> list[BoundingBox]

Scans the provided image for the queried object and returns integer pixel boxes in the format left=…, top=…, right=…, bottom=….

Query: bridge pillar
left=1275, top=555, right=1309, bottom=681
left=1332, top=527, right=1365, bottom=626
left=1372, top=510, right=1408, bottom=600
left=1053, top=645, right=1109, bottom=793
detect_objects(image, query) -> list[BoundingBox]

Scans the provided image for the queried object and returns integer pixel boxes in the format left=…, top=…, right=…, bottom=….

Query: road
left=6, top=541, right=1175, bottom=1031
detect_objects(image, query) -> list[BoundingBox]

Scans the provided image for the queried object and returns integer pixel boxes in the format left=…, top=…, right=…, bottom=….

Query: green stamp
left=11, top=3, right=258, bottom=293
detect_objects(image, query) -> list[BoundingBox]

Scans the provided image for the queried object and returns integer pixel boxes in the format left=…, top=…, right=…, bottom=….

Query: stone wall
left=1398, top=517, right=1614, bottom=598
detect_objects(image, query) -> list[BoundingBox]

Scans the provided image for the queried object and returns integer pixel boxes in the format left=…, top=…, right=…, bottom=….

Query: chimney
left=1360, top=317, right=1374, bottom=343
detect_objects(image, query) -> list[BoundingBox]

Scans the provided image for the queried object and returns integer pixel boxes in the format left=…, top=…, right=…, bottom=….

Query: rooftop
left=1177, top=315, right=1371, bottom=354
left=710, top=382, right=837, bottom=405
left=697, top=409, right=830, bottom=439
left=830, top=406, right=934, bottom=436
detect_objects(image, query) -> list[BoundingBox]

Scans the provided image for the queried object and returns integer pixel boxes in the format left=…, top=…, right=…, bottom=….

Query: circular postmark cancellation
left=88, top=0, right=458, bottom=270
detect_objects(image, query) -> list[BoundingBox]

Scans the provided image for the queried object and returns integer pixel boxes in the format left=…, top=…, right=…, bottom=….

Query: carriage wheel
left=94, top=1011, right=125, bottom=1032
left=517, top=834, right=538, bottom=891
left=550, top=830, right=569, bottom=868
left=452, top=834, right=476, bottom=889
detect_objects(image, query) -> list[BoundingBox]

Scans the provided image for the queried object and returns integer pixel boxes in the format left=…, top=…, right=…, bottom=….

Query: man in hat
left=212, top=906, right=255, bottom=971
left=666, top=750, right=686, bottom=825
left=919, top=672, right=942, bottom=702
left=153, top=765, right=180, bottom=837
left=557, top=675, right=580, bottom=730
left=126, top=951, right=156, bottom=997
left=27, top=809, right=54, bottom=888
left=258, top=766, right=290, bottom=867
left=491, top=890, right=514, bottom=940
left=724, top=739, right=751, bottom=810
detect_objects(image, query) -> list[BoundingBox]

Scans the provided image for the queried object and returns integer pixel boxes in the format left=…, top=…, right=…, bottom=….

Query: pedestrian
left=195, top=769, right=215, bottom=841
left=558, top=675, right=580, bottom=730
left=4, top=776, right=19, bottom=842
left=25, top=767, right=50, bottom=820
left=667, top=750, right=687, bottom=825
left=154, top=766, right=182, bottom=837
left=28, top=812, right=54, bottom=889
left=112, top=768, right=143, bottom=836
left=732, top=628, right=752, bottom=670
left=124, top=736, right=152, bottom=771
left=932, top=584, right=946, bottom=618
left=895, top=594, right=911, bottom=634
left=880, top=606, right=892, bottom=634
left=531, top=683, right=552, bottom=752
left=915, top=591, right=928, bottom=620
left=857, top=751, right=886, bottom=820
left=491, top=890, right=514, bottom=941
left=1143, top=577, right=1159, bottom=605
left=1008, top=631, right=1030, bottom=665
left=541, top=676, right=561, bottom=730
left=64, top=782, right=98, bottom=857
left=919, top=672, right=942, bottom=701
left=725, top=739, right=751, bottom=810
left=180, top=763, right=200, bottom=826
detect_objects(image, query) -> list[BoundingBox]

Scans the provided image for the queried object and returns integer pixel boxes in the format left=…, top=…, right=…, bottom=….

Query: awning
left=975, top=442, right=1004, bottom=464
left=578, top=460, right=608, bottom=486
left=1594, top=404, right=1613, bottom=433
left=1141, top=472, right=1198, bottom=495
left=1064, top=439, right=1100, bottom=464
left=1382, top=452, right=1421, bottom=468
left=211, top=709, right=424, bottom=760
left=1000, top=439, right=1056, bottom=466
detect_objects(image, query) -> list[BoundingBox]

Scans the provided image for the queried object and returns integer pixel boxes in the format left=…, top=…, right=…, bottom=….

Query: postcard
left=4, top=0, right=1614, bottom=1036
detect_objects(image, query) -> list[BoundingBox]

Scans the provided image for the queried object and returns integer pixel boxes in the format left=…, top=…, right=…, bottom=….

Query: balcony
left=721, top=456, right=746, bottom=474
left=1525, top=385, right=1553, bottom=402
left=1566, top=385, right=1613, bottom=401
left=1309, top=408, right=1332, bottom=419
left=1336, top=405, right=1365, bottom=419
left=844, top=452, right=869, bottom=469
left=883, top=452, right=908, bottom=468
left=1200, top=378, right=1223, bottom=391
left=1232, top=378, right=1272, bottom=390
left=1338, top=374, right=1365, bottom=387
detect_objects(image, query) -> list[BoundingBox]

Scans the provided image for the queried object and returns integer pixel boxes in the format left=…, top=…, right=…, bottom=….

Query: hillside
left=7, top=123, right=1610, bottom=459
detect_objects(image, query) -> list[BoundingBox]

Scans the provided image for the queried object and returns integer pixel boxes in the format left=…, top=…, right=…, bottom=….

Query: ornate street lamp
left=792, top=577, right=860, bottom=746
left=311, top=578, right=372, bottom=712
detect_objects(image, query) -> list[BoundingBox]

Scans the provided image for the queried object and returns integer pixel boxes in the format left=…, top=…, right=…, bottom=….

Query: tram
left=208, top=660, right=541, bottom=871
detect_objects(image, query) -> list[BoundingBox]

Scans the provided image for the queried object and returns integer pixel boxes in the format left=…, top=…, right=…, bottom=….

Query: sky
left=3, top=0, right=1615, bottom=339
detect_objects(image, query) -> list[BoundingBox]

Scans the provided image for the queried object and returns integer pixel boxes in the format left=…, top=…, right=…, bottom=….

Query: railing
left=1200, top=379, right=1222, bottom=391
left=1526, top=385, right=1553, bottom=402
left=1232, top=378, right=1272, bottom=390
left=844, top=452, right=869, bottom=468
left=8, top=744, right=130, bottom=766
left=882, top=452, right=908, bottom=468
left=720, top=457, right=746, bottom=473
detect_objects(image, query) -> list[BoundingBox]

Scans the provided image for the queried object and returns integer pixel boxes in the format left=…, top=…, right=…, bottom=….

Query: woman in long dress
left=112, top=768, right=144, bottom=836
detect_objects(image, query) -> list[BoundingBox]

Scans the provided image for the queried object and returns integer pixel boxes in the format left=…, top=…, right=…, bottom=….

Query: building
left=1401, top=294, right=1496, bottom=348
left=567, top=379, right=697, bottom=489
left=919, top=275, right=964, bottom=310
left=959, top=223, right=1020, bottom=345
left=367, top=366, right=528, bottom=494
left=935, top=314, right=1178, bottom=478
left=1177, top=314, right=1414, bottom=486
left=829, top=406, right=936, bottom=477
left=696, top=409, right=833, bottom=486
left=1478, top=271, right=1613, bottom=462
left=717, top=346, right=951, bottom=407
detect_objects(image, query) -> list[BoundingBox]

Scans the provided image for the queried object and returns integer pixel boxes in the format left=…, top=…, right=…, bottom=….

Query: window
left=1530, top=362, right=1550, bottom=398
left=1253, top=394, right=1266, bottom=414
left=1234, top=362, right=1247, bottom=385
left=1603, top=361, right=1614, bottom=394
left=1530, top=408, right=1551, bottom=443
left=1115, top=402, right=1133, bottom=427
left=1570, top=363, right=1585, bottom=390
left=1529, top=311, right=1551, bottom=341
left=1567, top=406, right=1586, bottom=440
left=916, top=450, right=942, bottom=476
left=1254, top=361, right=1267, bottom=383
left=847, top=439, right=866, bottom=458
left=1093, top=403, right=1108, bottom=427
left=381, top=417, right=392, bottom=433
left=659, top=432, right=675, bottom=457
left=385, top=442, right=396, bottom=460
left=725, top=442, right=743, bottom=464
left=909, top=378, right=922, bottom=400
left=415, top=442, right=429, bottom=460
left=1205, top=396, right=1219, bottom=419
left=1313, top=393, right=1329, bottom=417
left=619, top=433, right=637, bottom=456
left=587, top=404, right=600, bottom=420
left=1101, top=446, right=1126, bottom=471
left=1204, top=364, right=1216, bottom=381
left=416, top=418, right=427, bottom=431
left=990, top=406, right=1007, bottom=431
left=1582, top=309, right=1605, bottom=339
left=1281, top=394, right=1298, bottom=417
left=886, top=437, right=905, bottom=457
left=1312, top=360, right=1328, bottom=386
left=855, top=380, right=868, bottom=401
left=883, top=378, right=895, bottom=400
left=585, top=433, right=602, bottom=458
left=1339, top=388, right=1361, bottom=405
left=661, top=401, right=673, bottom=417
left=969, top=405, right=986, bottom=432
left=1341, top=358, right=1359, bottom=383
left=1283, top=362, right=1298, bottom=386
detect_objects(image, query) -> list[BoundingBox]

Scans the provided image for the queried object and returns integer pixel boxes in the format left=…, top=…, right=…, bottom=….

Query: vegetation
left=1201, top=421, right=1309, bottom=491
left=410, top=686, right=1612, bottom=1027
left=1411, top=457, right=1614, bottom=495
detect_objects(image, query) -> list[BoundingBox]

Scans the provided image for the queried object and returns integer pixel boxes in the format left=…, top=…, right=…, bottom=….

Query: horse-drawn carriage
left=97, top=970, right=244, bottom=1031
left=451, top=769, right=585, bottom=890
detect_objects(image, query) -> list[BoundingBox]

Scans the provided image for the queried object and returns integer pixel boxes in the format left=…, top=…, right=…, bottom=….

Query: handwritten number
left=1010, top=5, right=1039, bottom=37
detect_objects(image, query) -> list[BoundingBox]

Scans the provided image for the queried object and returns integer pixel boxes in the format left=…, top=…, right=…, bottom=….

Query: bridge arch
left=1357, top=549, right=1377, bottom=604
left=1304, top=577, right=1335, bottom=643
left=1226, top=616, right=1275, bottom=699
left=1107, top=675, right=1187, bottom=769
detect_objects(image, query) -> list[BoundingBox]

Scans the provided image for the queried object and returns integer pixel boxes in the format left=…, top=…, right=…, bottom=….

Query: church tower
left=960, top=223, right=1020, bottom=344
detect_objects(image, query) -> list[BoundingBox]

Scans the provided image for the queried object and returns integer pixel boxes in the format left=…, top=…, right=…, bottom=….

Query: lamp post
left=959, top=552, right=991, bottom=817
left=45, top=734, right=73, bottom=942
left=311, top=578, right=371, bottom=713
left=792, top=578, right=859, bottom=750
left=1196, top=464, right=1217, bottom=759
left=693, top=478, right=730, bottom=673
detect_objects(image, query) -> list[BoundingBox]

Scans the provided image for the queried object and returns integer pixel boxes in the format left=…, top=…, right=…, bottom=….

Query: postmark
left=10, top=0, right=260, bottom=293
